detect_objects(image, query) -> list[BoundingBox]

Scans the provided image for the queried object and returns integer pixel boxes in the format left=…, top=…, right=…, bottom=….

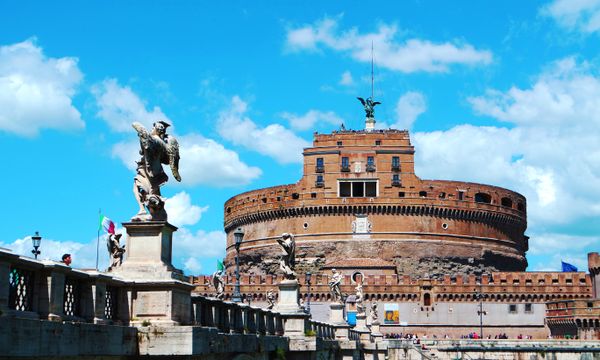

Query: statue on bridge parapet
left=266, top=290, right=276, bottom=310
left=370, top=302, right=379, bottom=323
left=211, top=269, right=225, bottom=299
left=131, top=120, right=181, bottom=222
left=107, top=233, right=126, bottom=270
left=329, top=268, right=344, bottom=304
left=276, top=233, right=296, bottom=280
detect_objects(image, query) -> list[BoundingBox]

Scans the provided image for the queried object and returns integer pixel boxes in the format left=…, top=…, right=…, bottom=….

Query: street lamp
left=232, top=227, right=244, bottom=303
left=31, top=231, right=42, bottom=260
left=475, top=278, right=487, bottom=339
left=305, top=272, right=312, bottom=315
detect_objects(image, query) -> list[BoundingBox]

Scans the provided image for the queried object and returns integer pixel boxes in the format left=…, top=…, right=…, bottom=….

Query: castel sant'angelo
left=193, top=98, right=599, bottom=339
left=222, top=124, right=527, bottom=279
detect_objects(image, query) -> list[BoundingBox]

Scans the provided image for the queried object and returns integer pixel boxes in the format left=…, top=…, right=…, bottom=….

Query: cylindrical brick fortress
left=224, top=130, right=527, bottom=278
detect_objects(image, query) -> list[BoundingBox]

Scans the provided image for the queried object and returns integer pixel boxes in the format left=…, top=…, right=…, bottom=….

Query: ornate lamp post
left=232, top=227, right=244, bottom=303
left=475, top=278, right=487, bottom=339
left=305, top=272, right=312, bottom=315
left=31, top=231, right=42, bottom=260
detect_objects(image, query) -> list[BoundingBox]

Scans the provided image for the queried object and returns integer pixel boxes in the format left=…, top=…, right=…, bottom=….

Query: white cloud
left=173, top=229, right=226, bottom=266
left=339, top=71, right=354, bottom=86
left=112, top=135, right=262, bottom=187
left=183, top=257, right=202, bottom=273
left=92, top=78, right=170, bottom=132
left=285, top=18, right=492, bottom=73
left=0, top=234, right=110, bottom=271
left=0, top=39, right=84, bottom=137
left=281, top=109, right=344, bottom=131
left=413, top=57, right=600, bottom=226
left=527, top=232, right=595, bottom=271
left=394, top=91, right=426, bottom=130
left=217, top=96, right=310, bottom=164
left=542, top=0, right=600, bottom=34
left=100, top=81, right=263, bottom=187
left=164, top=191, right=208, bottom=228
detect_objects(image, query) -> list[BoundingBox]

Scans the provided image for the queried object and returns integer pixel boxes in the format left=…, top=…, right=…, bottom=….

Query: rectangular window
left=509, top=304, right=517, bottom=313
left=338, top=180, right=378, bottom=198
left=398, top=192, right=405, bottom=197
left=337, top=141, right=343, bottom=146
left=458, top=191, right=464, bottom=200
left=352, top=183, right=364, bottom=197
left=365, top=182, right=377, bottom=197
left=392, top=156, right=400, bottom=170
left=367, top=156, right=374, bottom=166
left=316, top=157, right=324, bottom=173
left=341, top=157, right=350, bottom=171
left=339, top=182, right=351, bottom=197
left=392, top=174, right=401, bottom=187
left=316, top=175, right=323, bottom=183
left=375, top=140, right=381, bottom=146
left=524, top=303, right=533, bottom=313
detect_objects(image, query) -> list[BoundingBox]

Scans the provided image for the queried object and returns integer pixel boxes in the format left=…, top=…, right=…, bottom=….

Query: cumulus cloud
left=112, top=135, right=262, bottom=187
left=281, top=109, right=345, bottom=131
left=164, top=191, right=208, bottom=228
left=0, top=39, right=84, bottom=137
left=542, top=0, right=600, bottom=34
left=173, top=229, right=227, bottom=273
left=394, top=91, right=426, bottom=129
left=527, top=232, right=596, bottom=271
left=92, top=78, right=170, bottom=132
left=285, top=17, right=492, bottom=73
left=217, top=96, right=310, bottom=163
left=413, top=57, right=600, bottom=226
left=100, top=81, right=262, bottom=187
left=0, top=234, right=110, bottom=271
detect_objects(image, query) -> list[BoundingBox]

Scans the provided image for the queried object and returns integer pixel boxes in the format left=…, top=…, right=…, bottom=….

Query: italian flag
left=99, top=214, right=115, bottom=235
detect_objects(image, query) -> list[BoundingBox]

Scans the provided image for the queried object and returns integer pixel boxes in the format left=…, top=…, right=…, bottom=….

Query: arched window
left=419, top=191, right=427, bottom=198
left=474, top=192, right=492, bottom=204
left=423, top=293, right=431, bottom=306
left=517, top=202, right=525, bottom=211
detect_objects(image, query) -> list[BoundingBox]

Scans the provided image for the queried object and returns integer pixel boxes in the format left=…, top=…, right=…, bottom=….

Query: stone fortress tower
left=223, top=119, right=528, bottom=279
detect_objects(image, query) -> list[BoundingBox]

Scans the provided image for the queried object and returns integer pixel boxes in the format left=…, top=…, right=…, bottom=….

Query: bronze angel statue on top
left=357, top=97, right=381, bottom=119
left=131, top=120, right=181, bottom=222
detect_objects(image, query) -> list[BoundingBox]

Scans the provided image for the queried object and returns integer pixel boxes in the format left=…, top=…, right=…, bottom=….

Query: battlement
left=191, top=271, right=593, bottom=303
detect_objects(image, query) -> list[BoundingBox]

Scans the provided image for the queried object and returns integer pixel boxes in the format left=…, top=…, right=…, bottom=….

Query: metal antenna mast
left=371, top=41, right=374, bottom=99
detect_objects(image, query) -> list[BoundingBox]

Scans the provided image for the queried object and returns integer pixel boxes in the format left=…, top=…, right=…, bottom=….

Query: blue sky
left=1, top=1, right=599, bottom=274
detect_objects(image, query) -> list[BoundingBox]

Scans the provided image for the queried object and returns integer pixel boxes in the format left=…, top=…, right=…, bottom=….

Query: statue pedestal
left=365, top=117, right=376, bottom=132
left=275, top=279, right=304, bottom=314
left=110, top=221, right=193, bottom=325
left=329, top=303, right=350, bottom=340
left=110, top=221, right=184, bottom=281
left=354, top=312, right=371, bottom=341
left=370, top=320, right=383, bottom=342
left=275, top=279, right=310, bottom=339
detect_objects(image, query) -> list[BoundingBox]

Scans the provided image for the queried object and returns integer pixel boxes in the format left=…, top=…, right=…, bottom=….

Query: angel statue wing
left=372, top=101, right=381, bottom=106
left=357, top=97, right=366, bottom=106
left=166, top=135, right=182, bottom=182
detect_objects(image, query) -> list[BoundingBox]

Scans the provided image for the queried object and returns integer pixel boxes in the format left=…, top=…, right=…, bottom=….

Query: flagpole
left=96, top=208, right=100, bottom=271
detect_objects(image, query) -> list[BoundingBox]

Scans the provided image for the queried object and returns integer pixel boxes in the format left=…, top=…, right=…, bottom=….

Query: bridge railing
left=309, top=320, right=336, bottom=339
left=0, top=248, right=130, bottom=324
left=191, top=295, right=284, bottom=336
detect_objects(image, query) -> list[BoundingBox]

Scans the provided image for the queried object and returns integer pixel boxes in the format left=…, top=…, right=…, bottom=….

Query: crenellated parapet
left=191, top=271, right=592, bottom=304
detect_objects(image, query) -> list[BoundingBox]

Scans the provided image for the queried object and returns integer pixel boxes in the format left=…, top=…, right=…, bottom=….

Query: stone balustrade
left=191, top=295, right=284, bottom=336
left=0, top=248, right=129, bottom=324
